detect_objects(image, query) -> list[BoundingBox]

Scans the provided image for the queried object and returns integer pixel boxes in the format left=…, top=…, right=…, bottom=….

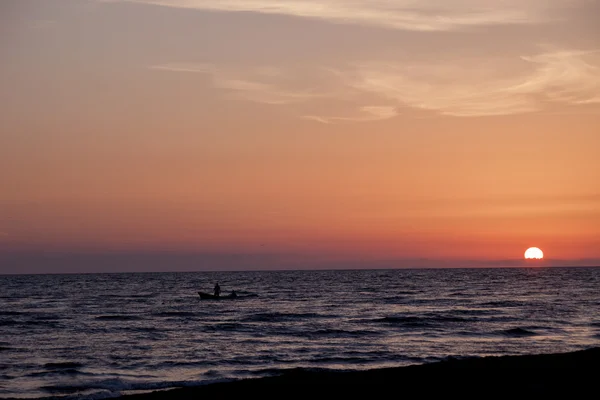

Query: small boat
left=198, top=291, right=238, bottom=300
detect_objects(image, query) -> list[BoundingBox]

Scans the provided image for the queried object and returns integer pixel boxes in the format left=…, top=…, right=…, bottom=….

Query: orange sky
left=1, top=0, right=599, bottom=272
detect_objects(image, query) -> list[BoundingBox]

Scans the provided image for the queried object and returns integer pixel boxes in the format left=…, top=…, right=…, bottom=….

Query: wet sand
left=121, top=347, right=600, bottom=398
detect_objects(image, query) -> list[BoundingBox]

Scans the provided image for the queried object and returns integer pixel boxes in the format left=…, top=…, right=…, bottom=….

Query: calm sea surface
left=1, top=267, right=599, bottom=399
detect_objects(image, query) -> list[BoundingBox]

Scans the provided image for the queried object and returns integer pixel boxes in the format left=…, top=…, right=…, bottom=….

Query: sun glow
left=524, top=247, right=544, bottom=259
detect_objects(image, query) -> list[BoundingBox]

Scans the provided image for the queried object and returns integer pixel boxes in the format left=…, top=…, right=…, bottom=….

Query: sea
left=1, top=267, right=599, bottom=399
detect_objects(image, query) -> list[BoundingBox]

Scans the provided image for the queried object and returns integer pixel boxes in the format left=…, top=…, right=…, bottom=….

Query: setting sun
left=524, top=247, right=544, bottom=260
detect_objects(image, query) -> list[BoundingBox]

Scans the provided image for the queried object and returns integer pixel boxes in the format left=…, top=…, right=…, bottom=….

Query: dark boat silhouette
left=198, top=291, right=238, bottom=300
left=198, top=291, right=258, bottom=300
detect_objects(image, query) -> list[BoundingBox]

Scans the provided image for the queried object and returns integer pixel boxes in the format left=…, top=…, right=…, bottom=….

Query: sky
left=1, top=0, right=599, bottom=273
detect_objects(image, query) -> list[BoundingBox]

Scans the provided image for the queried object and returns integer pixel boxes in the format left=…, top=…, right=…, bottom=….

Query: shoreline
left=120, top=347, right=600, bottom=397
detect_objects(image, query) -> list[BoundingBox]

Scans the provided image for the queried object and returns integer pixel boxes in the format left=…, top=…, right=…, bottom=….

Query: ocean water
left=1, top=267, right=599, bottom=399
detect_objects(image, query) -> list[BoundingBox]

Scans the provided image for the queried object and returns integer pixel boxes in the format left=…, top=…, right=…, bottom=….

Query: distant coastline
left=1, top=249, right=599, bottom=275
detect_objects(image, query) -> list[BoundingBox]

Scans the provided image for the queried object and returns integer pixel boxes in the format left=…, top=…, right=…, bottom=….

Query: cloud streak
left=105, top=0, right=571, bottom=31
left=304, top=106, right=399, bottom=123
left=151, top=63, right=332, bottom=105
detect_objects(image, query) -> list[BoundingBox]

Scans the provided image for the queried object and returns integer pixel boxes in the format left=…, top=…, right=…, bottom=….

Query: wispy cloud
left=151, top=63, right=331, bottom=105
left=304, top=106, right=398, bottom=123
left=150, top=63, right=213, bottom=74
left=508, top=50, right=600, bottom=105
left=346, top=49, right=600, bottom=117
left=103, top=0, right=570, bottom=31
left=151, top=49, right=600, bottom=121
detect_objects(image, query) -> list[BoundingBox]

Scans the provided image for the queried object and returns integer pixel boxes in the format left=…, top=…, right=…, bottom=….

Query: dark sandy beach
left=121, top=347, right=600, bottom=398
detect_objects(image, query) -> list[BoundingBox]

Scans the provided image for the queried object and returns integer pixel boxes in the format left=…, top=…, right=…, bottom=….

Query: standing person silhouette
left=214, top=282, right=221, bottom=297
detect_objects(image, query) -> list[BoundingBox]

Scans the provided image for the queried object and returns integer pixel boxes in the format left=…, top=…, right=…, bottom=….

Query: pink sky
left=1, top=0, right=599, bottom=273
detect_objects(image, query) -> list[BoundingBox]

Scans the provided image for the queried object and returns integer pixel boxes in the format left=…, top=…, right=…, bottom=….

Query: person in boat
left=230, top=290, right=237, bottom=298
left=214, top=282, right=221, bottom=297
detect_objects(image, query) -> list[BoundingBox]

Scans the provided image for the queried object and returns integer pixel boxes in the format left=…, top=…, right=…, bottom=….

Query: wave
left=477, top=300, right=525, bottom=308
left=309, top=328, right=382, bottom=338
left=499, top=327, right=538, bottom=337
left=44, top=362, right=84, bottom=369
left=37, top=377, right=221, bottom=400
left=20, top=363, right=89, bottom=378
left=0, top=373, right=15, bottom=381
left=373, top=314, right=471, bottom=327
left=446, top=308, right=497, bottom=316
left=242, top=312, right=325, bottom=323
left=95, top=315, right=143, bottom=321
left=116, top=326, right=163, bottom=334
left=151, top=360, right=208, bottom=369
left=27, top=369, right=88, bottom=378
left=151, top=311, right=197, bottom=318
left=205, top=322, right=246, bottom=332
left=0, top=311, right=23, bottom=316
left=0, top=318, right=62, bottom=328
